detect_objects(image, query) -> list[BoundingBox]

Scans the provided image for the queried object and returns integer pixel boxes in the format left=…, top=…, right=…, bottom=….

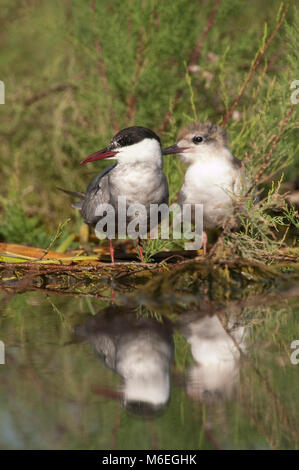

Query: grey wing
left=178, top=188, right=187, bottom=206
left=81, top=163, right=117, bottom=226
left=85, top=163, right=117, bottom=194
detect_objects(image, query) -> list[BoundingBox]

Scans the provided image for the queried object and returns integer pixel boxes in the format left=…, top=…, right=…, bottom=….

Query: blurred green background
left=0, top=0, right=298, bottom=248
left=0, top=2, right=298, bottom=450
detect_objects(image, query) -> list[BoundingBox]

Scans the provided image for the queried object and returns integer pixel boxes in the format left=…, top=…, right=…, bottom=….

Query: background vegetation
left=0, top=291, right=298, bottom=449
left=0, top=0, right=298, bottom=255
left=0, top=2, right=298, bottom=450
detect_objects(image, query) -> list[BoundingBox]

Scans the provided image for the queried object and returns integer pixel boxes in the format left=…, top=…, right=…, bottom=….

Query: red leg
left=111, top=288, right=115, bottom=303
left=137, top=238, right=144, bottom=262
left=203, top=230, right=208, bottom=255
left=109, top=239, right=115, bottom=263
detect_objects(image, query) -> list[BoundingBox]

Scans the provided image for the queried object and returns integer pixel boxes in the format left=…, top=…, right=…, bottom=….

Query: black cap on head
left=81, top=127, right=161, bottom=165
left=124, top=400, right=166, bottom=419
left=111, top=126, right=161, bottom=149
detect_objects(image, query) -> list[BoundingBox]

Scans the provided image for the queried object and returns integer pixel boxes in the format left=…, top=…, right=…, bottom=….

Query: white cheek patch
left=178, top=140, right=212, bottom=163
left=117, top=138, right=162, bottom=163
left=180, top=148, right=204, bottom=164
left=180, top=152, right=196, bottom=164
left=181, top=145, right=230, bottom=166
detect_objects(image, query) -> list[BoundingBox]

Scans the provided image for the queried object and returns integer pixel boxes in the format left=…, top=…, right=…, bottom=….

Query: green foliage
left=0, top=200, right=50, bottom=247
left=0, top=198, right=74, bottom=249
left=220, top=176, right=299, bottom=261
left=141, top=238, right=178, bottom=263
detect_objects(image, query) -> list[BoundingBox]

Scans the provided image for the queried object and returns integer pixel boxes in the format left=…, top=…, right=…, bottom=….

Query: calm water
left=0, top=289, right=298, bottom=450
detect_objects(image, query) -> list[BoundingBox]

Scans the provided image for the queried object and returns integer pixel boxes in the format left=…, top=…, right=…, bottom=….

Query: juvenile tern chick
left=163, top=122, right=246, bottom=254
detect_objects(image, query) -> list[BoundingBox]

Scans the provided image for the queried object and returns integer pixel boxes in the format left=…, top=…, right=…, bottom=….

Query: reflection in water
left=76, top=306, right=174, bottom=416
left=180, top=314, right=247, bottom=402
left=76, top=305, right=249, bottom=414
left=0, top=292, right=297, bottom=449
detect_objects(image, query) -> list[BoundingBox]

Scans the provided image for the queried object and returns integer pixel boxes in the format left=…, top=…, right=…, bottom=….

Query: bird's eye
left=192, top=136, right=203, bottom=144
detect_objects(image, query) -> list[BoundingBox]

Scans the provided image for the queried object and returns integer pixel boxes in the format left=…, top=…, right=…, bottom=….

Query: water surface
left=0, top=289, right=298, bottom=449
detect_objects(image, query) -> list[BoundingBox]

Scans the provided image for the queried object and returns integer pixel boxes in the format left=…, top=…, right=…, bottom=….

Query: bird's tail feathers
left=56, top=186, right=85, bottom=198
left=56, top=187, right=85, bottom=210
left=72, top=201, right=83, bottom=209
